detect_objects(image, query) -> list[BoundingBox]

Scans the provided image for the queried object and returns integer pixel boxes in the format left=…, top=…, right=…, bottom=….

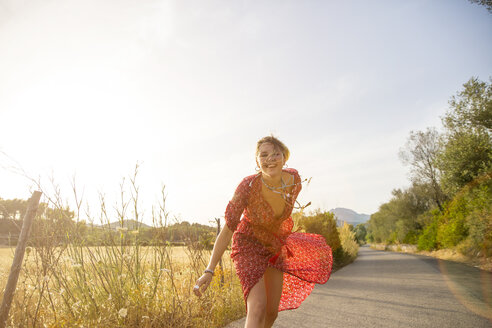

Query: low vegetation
left=0, top=168, right=245, bottom=328
left=293, top=210, right=359, bottom=269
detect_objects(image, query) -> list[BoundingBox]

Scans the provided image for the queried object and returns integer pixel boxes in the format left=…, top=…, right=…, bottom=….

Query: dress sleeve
left=224, top=176, right=251, bottom=232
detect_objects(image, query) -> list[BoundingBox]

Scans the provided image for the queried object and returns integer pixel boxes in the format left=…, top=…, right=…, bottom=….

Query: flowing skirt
left=232, top=232, right=333, bottom=311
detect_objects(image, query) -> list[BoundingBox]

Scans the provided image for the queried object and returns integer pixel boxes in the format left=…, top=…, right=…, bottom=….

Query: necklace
left=261, top=176, right=291, bottom=199
left=259, top=174, right=313, bottom=211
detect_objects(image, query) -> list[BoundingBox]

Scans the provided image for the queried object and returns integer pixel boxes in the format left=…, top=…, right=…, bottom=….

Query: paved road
left=226, top=246, right=492, bottom=328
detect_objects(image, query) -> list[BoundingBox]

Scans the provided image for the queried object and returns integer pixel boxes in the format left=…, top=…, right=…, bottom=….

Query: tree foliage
left=468, top=1, right=492, bottom=15
left=399, top=127, right=446, bottom=211
left=444, top=77, right=492, bottom=133
left=438, top=77, right=492, bottom=195
left=367, top=182, right=434, bottom=243
left=353, top=223, right=367, bottom=244
left=0, top=198, right=28, bottom=220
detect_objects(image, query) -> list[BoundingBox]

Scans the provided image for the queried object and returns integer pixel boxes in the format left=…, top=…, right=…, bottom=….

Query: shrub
left=294, top=210, right=352, bottom=268
left=403, top=230, right=419, bottom=244
left=338, top=223, right=359, bottom=259
left=418, top=213, right=439, bottom=251
left=296, top=210, right=341, bottom=251
left=436, top=172, right=491, bottom=250
left=464, top=206, right=492, bottom=257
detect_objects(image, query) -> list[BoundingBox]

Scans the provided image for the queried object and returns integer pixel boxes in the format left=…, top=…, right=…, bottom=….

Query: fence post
left=0, top=191, right=42, bottom=328
left=215, top=218, right=224, bottom=287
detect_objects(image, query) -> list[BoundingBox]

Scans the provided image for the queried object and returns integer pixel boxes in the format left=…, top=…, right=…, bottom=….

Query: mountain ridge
left=329, top=207, right=370, bottom=226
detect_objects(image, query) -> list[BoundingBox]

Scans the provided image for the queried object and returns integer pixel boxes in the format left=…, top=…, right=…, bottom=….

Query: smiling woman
left=193, top=135, right=333, bottom=328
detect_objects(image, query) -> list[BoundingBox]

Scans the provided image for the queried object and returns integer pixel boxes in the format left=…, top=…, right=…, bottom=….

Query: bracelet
left=204, top=269, right=214, bottom=276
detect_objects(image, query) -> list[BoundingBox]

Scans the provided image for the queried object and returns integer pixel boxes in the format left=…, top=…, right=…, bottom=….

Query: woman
left=193, top=136, right=333, bottom=328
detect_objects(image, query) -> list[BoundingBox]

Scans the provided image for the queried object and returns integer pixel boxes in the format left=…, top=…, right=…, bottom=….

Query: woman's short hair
left=256, top=135, right=290, bottom=162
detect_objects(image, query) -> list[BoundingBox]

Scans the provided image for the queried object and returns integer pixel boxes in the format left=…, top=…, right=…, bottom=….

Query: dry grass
left=370, top=243, right=492, bottom=272
left=419, top=248, right=492, bottom=272
left=0, top=247, right=15, bottom=273
left=0, top=245, right=244, bottom=328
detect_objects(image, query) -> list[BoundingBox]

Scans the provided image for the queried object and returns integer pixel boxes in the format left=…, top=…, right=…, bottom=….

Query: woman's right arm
left=193, top=224, right=233, bottom=297
left=193, top=176, right=250, bottom=297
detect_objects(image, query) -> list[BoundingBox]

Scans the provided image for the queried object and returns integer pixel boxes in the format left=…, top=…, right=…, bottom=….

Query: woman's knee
left=247, top=302, right=266, bottom=323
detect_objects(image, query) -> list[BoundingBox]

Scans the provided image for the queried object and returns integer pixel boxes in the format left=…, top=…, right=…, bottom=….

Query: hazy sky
left=1, top=0, right=491, bottom=226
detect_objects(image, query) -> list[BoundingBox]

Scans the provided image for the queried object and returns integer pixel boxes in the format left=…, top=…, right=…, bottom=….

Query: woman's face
left=256, top=142, right=285, bottom=177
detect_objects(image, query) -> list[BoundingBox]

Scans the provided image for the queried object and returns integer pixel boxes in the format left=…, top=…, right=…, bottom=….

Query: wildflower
left=118, top=308, right=128, bottom=318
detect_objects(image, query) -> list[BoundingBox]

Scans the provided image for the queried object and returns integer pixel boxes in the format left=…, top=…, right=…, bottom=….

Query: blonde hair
left=256, top=135, right=290, bottom=162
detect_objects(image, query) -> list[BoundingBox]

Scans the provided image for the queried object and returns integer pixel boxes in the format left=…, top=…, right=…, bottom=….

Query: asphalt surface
left=225, top=245, right=492, bottom=328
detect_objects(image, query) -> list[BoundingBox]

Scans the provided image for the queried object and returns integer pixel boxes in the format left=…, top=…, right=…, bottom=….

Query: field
left=0, top=247, right=14, bottom=276
left=0, top=245, right=245, bottom=328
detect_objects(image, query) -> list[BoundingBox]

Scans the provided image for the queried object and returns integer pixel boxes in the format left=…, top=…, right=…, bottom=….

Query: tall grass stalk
left=1, top=165, right=245, bottom=327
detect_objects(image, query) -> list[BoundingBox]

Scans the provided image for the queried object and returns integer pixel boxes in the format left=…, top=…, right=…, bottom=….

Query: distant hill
left=103, top=220, right=153, bottom=230
left=329, top=208, right=370, bottom=227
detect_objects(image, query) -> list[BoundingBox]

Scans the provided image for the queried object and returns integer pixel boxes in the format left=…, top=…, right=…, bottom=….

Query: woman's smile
left=257, top=142, right=285, bottom=178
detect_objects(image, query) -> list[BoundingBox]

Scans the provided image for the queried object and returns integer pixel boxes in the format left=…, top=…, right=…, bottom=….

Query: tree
left=367, top=182, right=434, bottom=244
left=0, top=198, right=29, bottom=220
left=444, top=77, right=492, bottom=134
left=468, top=0, right=492, bottom=14
left=438, top=77, right=492, bottom=195
left=354, top=223, right=367, bottom=245
left=399, top=128, right=446, bottom=211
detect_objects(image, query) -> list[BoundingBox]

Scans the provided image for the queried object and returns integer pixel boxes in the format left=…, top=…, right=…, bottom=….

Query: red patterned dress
left=225, top=168, right=333, bottom=311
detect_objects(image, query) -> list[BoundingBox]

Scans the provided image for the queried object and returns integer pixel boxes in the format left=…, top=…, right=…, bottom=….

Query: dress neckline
left=255, top=170, right=293, bottom=221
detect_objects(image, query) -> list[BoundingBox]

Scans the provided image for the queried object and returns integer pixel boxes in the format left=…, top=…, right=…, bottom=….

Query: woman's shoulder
left=282, top=168, right=300, bottom=181
left=239, top=173, right=260, bottom=188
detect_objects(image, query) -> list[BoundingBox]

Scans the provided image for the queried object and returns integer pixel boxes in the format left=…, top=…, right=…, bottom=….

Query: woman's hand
left=193, top=272, right=213, bottom=297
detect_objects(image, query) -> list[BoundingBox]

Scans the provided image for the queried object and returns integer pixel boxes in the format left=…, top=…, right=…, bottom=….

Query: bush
left=339, top=223, right=359, bottom=259
left=403, top=230, right=419, bottom=244
left=296, top=210, right=341, bottom=251
left=294, top=210, right=353, bottom=268
left=436, top=172, right=491, bottom=250
left=418, top=213, right=439, bottom=251
left=464, top=206, right=492, bottom=257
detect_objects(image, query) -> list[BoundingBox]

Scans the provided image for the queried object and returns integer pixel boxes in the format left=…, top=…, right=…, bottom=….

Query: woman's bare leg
left=263, top=267, right=283, bottom=328
left=245, top=277, right=267, bottom=328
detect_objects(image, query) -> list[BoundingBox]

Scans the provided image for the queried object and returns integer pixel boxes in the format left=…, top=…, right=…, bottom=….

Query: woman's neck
left=261, top=172, right=282, bottom=187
